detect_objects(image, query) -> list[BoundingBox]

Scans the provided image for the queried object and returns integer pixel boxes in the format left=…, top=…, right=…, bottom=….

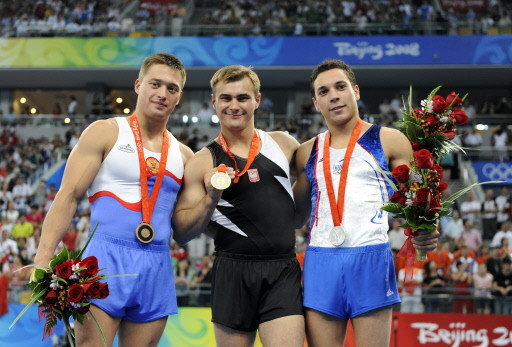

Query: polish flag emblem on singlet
left=248, top=169, right=260, bottom=182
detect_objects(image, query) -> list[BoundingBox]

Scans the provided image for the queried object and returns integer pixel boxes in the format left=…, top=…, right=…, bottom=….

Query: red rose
left=428, top=199, right=442, bottom=218
left=452, top=109, right=469, bottom=125
left=432, top=164, right=444, bottom=179
left=80, top=256, right=99, bottom=276
left=82, top=280, right=101, bottom=298
left=54, top=260, right=74, bottom=279
left=44, top=290, right=58, bottom=306
left=432, top=95, right=448, bottom=113
left=67, top=283, right=84, bottom=303
left=98, top=282, right=109, bottom=299
left=446, top=92, right=462, bottom=107
left=413, top=187, right=432, bottom=207
left=438, top=180, right=448, bottom=191
left=411, top=142, right=421, bottom=151
left=414, top=149, right=434, bottom=169
left=74, top=304, right=90, bottom=315
left=443, top=131, right=456, bottom=138
left=390, top=191, right=407, bottom=206
left=404, top=227, right=413, bottom=237
left=425, top=114, right=440, bottom=126
left=392, top=165, right=410, bottom=184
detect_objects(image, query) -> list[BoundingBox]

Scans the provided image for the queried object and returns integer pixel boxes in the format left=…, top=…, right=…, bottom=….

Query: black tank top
left=206, top=136, right=295, bottom=255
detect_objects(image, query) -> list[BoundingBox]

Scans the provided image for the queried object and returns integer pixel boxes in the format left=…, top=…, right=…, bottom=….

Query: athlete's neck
left=218, top=125, right=257, bottom=157
left=328, top=117, right=362, bottom=149
left=131, top=114, right=168, bottom=140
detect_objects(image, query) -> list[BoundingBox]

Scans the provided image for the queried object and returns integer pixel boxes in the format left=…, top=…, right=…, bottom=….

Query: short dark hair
left=139, top=53, right=186, bottom=88
left=310, top=59, right=357, bottom=97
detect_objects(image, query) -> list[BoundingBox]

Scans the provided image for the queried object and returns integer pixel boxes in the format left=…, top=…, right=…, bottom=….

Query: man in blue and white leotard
left=293, top=59, right=439, bottom=347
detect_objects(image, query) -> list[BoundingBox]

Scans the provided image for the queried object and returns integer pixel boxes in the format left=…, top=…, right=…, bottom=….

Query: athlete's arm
left=178, top=142, right=194, bottom=164
left=34, top=119, right=117, bottom=268
left=381, top=126, right=440, bottom=250
left=292, top=139, right=315, bottom=229
left=172, top=148, right=234, bottom=245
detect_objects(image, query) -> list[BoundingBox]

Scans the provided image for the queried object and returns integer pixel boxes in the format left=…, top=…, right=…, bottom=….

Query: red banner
left=439, top=0, right=487, bottom=11
left=139, top=0, right=179, bottom=15
left=395, top=313, right=512, bottom=346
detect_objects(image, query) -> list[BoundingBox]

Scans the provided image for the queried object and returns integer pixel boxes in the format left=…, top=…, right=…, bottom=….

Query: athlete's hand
left=411, top=229, right=439, bottom=252
left=204, top=165, right=235, bottom=196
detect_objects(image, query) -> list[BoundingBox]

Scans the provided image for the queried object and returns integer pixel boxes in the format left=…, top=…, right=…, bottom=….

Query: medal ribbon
left=218, top=131, right=260, bottom=183
left=129, top=114, right=169, bottom=225
left=323, top=118, right=363, bottom=227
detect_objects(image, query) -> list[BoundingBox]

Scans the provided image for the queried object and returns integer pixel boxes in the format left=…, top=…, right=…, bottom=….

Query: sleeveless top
left=87, top=117, right=183, bottom=244
left=305, top=124, right=393, bottom=248
left=207, top=130, right=295, bottom=255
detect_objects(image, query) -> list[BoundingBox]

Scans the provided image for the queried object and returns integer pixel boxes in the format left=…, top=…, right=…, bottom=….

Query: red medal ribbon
left=322, top=118, right=363, bottom=227
left=218, top=131, right=260, bottom=183
left=129, top=114, right=169, bottom=225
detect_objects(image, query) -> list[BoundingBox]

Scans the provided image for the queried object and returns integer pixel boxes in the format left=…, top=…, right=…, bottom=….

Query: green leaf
left=33, top=268, right=47, bottom=282
left=89, top=310, right=108, bottom=347
left=427, top=86, right=443, bottom=101
left=77, top=223, right=99, bottom=259
left=444, top=181, right=505, bottom=205
left=381, top=203, right=405, bottom=214
left=9, top=289, right=47, bottom=329
left=405, top=122, right=425, bottom=143
left=50, top=247, right=69, bottom=269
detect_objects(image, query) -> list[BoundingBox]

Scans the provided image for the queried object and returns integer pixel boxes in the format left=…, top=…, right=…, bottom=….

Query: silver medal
left=329, top=225, right=346, bottom=247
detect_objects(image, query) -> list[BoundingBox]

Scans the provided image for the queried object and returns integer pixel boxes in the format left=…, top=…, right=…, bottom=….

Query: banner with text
left=395, top=312, right=512, bottom=347
left=0, top=35, right=511, bottom=68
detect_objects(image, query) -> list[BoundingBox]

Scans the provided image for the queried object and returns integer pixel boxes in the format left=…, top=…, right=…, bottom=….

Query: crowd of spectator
left=0, top=0, right=187, bottom=38
left=1, top=0, right=510, bottom=38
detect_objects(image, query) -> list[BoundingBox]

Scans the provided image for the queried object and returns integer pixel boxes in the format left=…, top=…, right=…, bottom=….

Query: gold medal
left=329, top=225, right=346, bottom=247
left=146, top=157, right=160, bottom=175
left=136, top=223, right=155, bottom=243
left=211, top=171, right=231, bottom=190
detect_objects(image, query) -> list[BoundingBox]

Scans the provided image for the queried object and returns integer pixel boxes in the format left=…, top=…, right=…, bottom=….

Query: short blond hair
left=139, top=53, right=186, bottom=88
left=210, top=65, right=260, bottom=96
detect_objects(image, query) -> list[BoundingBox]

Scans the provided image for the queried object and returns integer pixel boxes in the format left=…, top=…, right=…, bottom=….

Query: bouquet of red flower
left=381, top=86, right=478, bottom=266
left=9, top=226, right=128, bottom=347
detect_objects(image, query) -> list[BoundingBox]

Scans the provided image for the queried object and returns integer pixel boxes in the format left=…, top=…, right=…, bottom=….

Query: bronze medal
left=136, top=223, right=155, bottom=243
left=211, top=171, right=231, bottom=190
left=329, top=225, right=346, bottom=247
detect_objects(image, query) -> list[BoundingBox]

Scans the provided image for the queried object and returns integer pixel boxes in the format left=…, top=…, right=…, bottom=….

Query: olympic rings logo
left=481, top=163, right=512, bottom=181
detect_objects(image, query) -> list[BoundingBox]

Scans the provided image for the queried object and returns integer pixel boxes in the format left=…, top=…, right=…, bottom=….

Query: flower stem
left=415, top=248, right=428, bottom=261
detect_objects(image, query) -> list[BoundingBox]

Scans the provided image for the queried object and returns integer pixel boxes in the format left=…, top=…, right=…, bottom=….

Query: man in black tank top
left=173, top=65, right=305, bottom=346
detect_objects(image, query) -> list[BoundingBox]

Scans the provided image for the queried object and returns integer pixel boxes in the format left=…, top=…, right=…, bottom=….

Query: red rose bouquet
left=381, top=86, right=483, bottom=272
left=9, top=226, right=132, bottom=347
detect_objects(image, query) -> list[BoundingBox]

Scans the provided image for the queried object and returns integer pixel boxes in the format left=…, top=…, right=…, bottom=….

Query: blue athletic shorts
left=83, top=232, right=177, bottom=322
left=303, top=243, right=400, bottom=320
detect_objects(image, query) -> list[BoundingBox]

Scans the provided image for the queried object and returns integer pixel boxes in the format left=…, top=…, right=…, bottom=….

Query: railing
left=3, top=21, right=504, bottom=38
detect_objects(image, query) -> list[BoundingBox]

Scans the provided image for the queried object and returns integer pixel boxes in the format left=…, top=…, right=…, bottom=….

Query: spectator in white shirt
left=492, top=221, right=512, bottom=248
left=388, top=219, right=407, bottom=251
left=0, top=227, right=18, bottom=261
left=495, top=186, right=511, bottom=226
left=11, top=176, right=32, bottom=214
left=460, top=192, right=481, bottom=226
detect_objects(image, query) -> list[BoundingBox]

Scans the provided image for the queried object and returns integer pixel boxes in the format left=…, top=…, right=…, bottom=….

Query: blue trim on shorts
left=303, top=243, right=401, bottom=320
